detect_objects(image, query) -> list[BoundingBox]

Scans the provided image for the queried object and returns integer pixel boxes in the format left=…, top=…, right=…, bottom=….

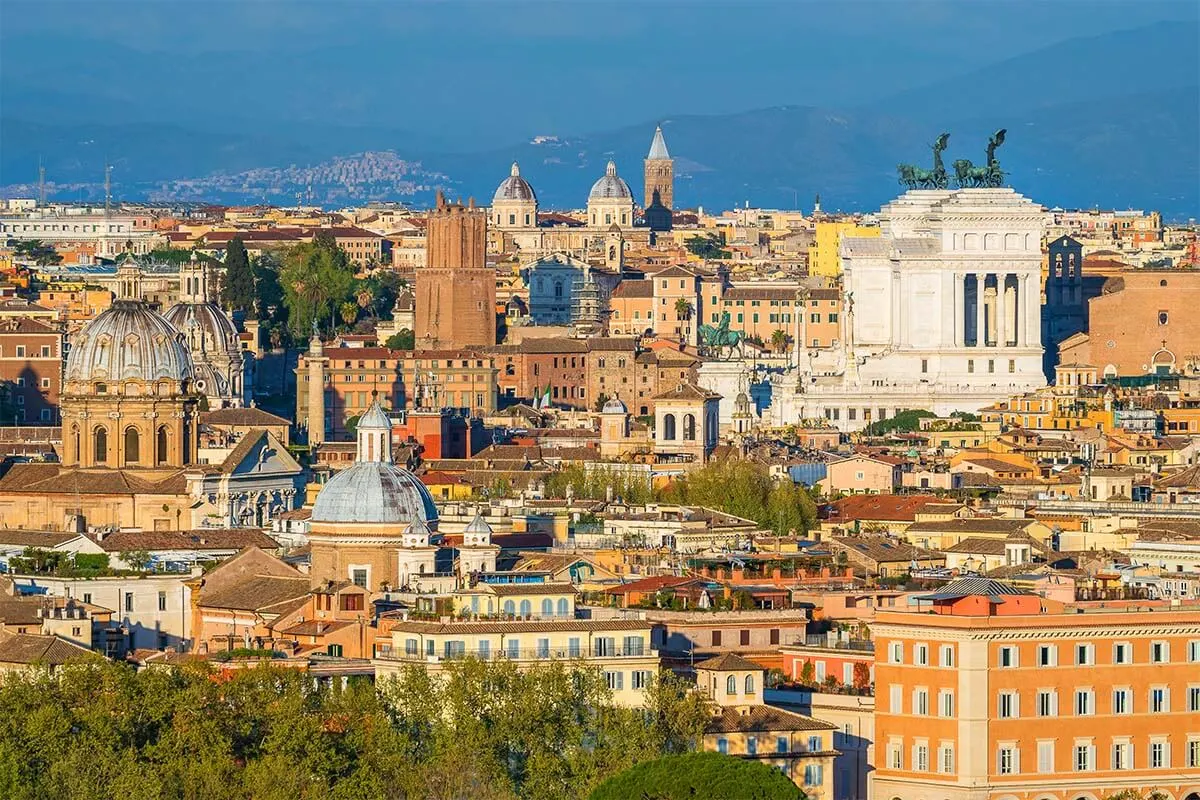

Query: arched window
left=556, top=598, right=569, bottom=617
left=745, top=674, right=755, bottom=694
left=541, top=598, right=553, bottom=617
left=662, top=413, right=676, bottom=440
left=93, top=427, right=108, bottom=464
left=503, top=599, right=516, bottom=616
left=726, top=675, right=737, bottom=694
left=554, top=281, right=563, bottom=298
left=71, top=425, right=80, bottom=462
left=124, top=427, right=139, bottom=465
left=156, top=426, right=169, bottom=465
left=683, top=414, right=696, bottom=441
left=519, top=599, right=532, bottom=618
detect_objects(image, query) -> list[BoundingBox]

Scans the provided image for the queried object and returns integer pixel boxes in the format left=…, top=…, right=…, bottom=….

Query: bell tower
left=643, top=125, right=674, bottom=211
left=415, top=192, right=495, bottom=350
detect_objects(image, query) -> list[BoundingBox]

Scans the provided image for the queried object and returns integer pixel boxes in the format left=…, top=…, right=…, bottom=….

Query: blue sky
left=2, top=0, right=1195, bottom=149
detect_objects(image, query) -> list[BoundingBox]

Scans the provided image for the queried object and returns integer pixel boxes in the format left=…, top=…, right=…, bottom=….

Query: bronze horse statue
left=953, top=129, right=1007, bottom=188
left=897, top=133, right=950, bottom=190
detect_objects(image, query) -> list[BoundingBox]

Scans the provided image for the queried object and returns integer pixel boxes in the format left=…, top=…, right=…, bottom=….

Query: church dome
left=601, top=397, right=628, bottom=414
left=311, top=461, right=439, bottom=525
left=589, top=160, right=632, bottom=200
left=65, top=300, right=195, bottom=385
left=163, top=302, right=238, bottom=354
left=493, top=162, right=537, bottom=203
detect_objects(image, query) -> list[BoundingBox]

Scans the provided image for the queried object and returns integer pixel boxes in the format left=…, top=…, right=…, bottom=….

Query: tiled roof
left=907, top=518, right=1034, bottom=534
left=0, top=631, right=98, bottom=665
left=652, top=381, right=720, bottom=402
left=824, top=494, right=942, bottom=522
left=941, top=536, right=1046, bottom=555
left=200, top=574, right=311, bottom=612
left=694, top=652, right=764, bottom=672
left=0, top=530, right=82, bottom=548
left=610, top=280, right=653, bottom=299
left=705, top=705, right=835, bottom=734
left=0, top=465, right=189, bottom=496
left=915, top=576, right=1032, bottom=601
left=95, top=529, right=279, bottom=553
left=201, top=407, right=290, bottom=427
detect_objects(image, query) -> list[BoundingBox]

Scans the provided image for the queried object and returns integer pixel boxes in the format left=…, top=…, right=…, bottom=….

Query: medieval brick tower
left=643, top=125, right=674, bottom=211
left=415, top=192, right=495, bottom=350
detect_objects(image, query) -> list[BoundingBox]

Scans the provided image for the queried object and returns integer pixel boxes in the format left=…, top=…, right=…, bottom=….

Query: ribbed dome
left=66, top=300, right=194, bottom=384
left=493, top=162, right=537, bottom=203
left=163, top=302, right=238, bottom=354
left=465, top=513, right=493, bottom=536
left=589, top=160, right=632, bottom=200
left=601, top=397, right=628, bottom=414
left=311, top=461, right=439, bottom=525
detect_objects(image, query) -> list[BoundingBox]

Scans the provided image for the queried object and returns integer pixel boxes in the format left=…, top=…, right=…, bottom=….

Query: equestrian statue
left=952, top=128, right=1007, bottom=188
left=897, top=133, right=950, bottom=190
left=698, top=311, right=744, bottom=360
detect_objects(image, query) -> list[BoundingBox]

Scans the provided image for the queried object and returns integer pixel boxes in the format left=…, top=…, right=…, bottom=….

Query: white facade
left=0, top=210, right=161, bottom=256
left=771, top=188, right=1046, bottom=431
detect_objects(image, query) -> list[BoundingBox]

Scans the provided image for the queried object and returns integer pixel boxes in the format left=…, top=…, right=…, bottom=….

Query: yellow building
left=451, top=582, right=578, bottom=619
left=372, top=616, right=659, bottom=707
left=808, top=221, right=880, bottom=278
left=697, top=653, right=837, bottom=798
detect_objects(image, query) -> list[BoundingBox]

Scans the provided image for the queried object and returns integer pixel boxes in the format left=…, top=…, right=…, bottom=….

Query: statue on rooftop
left=952, top=128, right=1007, bottom=188
left=897, top=133, right=950, bottom=190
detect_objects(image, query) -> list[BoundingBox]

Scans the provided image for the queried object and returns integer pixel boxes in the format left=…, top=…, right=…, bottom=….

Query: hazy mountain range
left=1, top=21, right=1196, bottom=217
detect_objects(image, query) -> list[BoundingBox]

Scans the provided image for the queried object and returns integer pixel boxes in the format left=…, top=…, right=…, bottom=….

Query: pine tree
left=220, top=237, right=256, bottom=312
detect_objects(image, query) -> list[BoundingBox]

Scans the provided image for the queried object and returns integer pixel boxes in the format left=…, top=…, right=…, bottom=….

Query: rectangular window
left=920, top=359, right=928, bottom=373
left=1113, top=641, right=1131, bottom=664
left=1037, top=690, right=1057, bottom=717
left=124, top=592, right=133, bottom=612
left=1037, top=644, right=1056, bottom=666
left=568, top=637, right=581, bottom=658
left=913, top=744, right=928, bottom=772
left=939, top=690, right=954, bottom=718
left=157, top=591, right=166, bottom=612
left=711, top=631, right=721, bottom=647
left=717, top=738, right=728, bottom=754
left=802, top=764, right=823, bottom=787
left=914, top=643, right=928, bottom=665
left=1076, top=643, right=1094, bottom=665
left=999, top=646, right=1018, bottom=668
left=888, top=642, right=903, bottom=663
left=1150, top=686, right=1168, bottom=713
left=405, top=638, right=418, bottom=656
left=939, top=744, right=954, bottom=774
left=632, top=670, right=651, bottom=690
left=888, top=744, right=902, bottom=770
left=998, top=691, right=1018, bottom=719
left=1074, top=743, right=1094, bottom=771
left=1150, top=740, right=1167, bottom=769
left=746, top=736, right=757, bottom=756
left=1189, top=640, right=1200, bottom=662
left=1075, top=689, right=1093, bottom=716
left=1151, top=641, right=1169, bottom=663
left=1112, top=687, right=1131, bottom=715
left=776, top=736, right=789, bottom=754
left=507, top=639, right=520, bottom=659
left=912, top=688, right=928, bottom=715
left=967, top=359, right=974, bottom=374
left=604, top=671, right=624, bottom=691
left=939, top=645, right=954, bottom=667
left=536, top=638, right=550, bottom=658
left=1188, top=739, right=1200, bottom=768
left=998, top=745, right=1017, bottom=775
left=478, top=640, right=490, bottom=659
left=890, top=685, right=903, bottom=714
left=1188, top=685, right=1200, bottom=712
left=1037, top=741, right=1054, bottom=773
left=1112, top=741, right=1130, bottom=770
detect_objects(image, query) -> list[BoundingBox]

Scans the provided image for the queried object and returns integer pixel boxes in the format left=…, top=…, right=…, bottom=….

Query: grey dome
left=164, top=302, right=238, bottom=354
left=589, top=160, right=632, bottom=200
left=601, top=397, right=628, bottom=414
left=494, top=162, right=537, bottom=203
left=357, top=401, right=392, bottom=431
left=66, top=300, right=195, bottom=384
left=311, top=461, right=439, bottom=525
left=465, top=513, right=493, bottom=535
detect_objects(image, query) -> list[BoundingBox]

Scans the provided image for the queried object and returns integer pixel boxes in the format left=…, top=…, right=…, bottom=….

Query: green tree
left=799, top=660, right=816, bottom=686
left=673, top=297, right=691, bottom=320
left=864, top=408, right=935, bottom=436
left=13, top=239, right=62, bottom=266
left=770, top=328, right=788, bottom=353
left=659, top=460, right=816, bottom=535
left=385, top=330, right=415, bottom=350
left=220, top=237, right=256, bottom=312
left=684, top=234, right=731, bottom=260
left=339, top=301, right=359, bottom=328
left=851, top=661, right=872, bottom=693
left=147, top=248, right=196, bottom=265
left=279, top=236, right=355, bottom=337
left=588, top=752, right=805, bottom=800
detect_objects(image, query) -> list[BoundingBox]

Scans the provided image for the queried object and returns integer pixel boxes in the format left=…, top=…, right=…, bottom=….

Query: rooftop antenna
left=38, top=158, right=46, bottom=206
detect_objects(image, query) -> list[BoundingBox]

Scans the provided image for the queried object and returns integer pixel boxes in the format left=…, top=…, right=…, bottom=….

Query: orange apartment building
left=872, top=577, right=1200, bottom=800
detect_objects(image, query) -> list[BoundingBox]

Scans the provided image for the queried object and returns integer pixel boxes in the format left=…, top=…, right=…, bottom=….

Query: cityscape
left=0, top=2, right=1198, bottom=800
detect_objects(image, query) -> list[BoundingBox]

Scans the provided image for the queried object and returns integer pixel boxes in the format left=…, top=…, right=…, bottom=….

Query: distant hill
left=1, top=22, right=1195, bottom=216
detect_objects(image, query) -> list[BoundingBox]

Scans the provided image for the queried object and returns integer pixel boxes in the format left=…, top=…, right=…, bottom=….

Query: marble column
left=953, top=274, right=965, bottom=347
left=975, top=273, right=987, bottom=347
left=995, top=275, right=1007, bottom=348
left=1021, top=273, right=1037, bottom=347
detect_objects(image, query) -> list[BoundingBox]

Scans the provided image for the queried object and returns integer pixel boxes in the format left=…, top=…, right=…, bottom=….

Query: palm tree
left=340, top=301, right=358, bottom=327
left=770, top=328, right=788, bottom=353
left=673, top=297, right=691, bottom=320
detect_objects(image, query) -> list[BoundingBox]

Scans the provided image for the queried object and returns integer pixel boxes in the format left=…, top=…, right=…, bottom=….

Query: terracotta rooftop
left=705, top=705, right=835, bottom=735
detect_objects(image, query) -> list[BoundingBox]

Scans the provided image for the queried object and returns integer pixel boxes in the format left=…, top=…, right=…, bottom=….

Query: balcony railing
left=376, top=646, right=654, bottom=663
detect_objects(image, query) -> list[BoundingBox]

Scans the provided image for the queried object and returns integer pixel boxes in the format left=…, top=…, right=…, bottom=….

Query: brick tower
left=415, top=192, right=495, bottom=350
left=643, top=125, right=673, bottom=211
